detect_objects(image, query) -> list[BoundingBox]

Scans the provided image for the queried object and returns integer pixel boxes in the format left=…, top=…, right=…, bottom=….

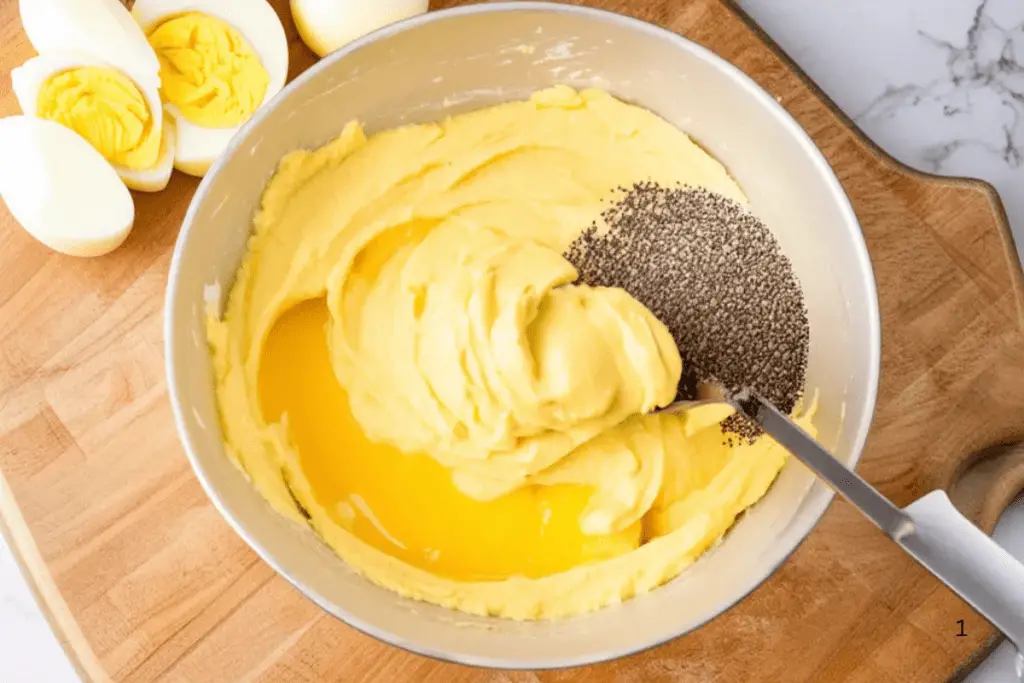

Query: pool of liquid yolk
left=258, top=298, right=643, bottom=582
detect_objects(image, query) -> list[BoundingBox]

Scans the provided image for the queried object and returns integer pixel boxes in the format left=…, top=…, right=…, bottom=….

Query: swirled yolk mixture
left=210, top=86, right=817, bottom=619
left=259, top=298, right=647, bottom=581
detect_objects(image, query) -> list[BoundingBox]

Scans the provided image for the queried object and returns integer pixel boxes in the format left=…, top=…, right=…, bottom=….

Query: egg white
left=132, top=0, right=289, bottom=177
left=18, top=0, right=161, bottom=92
left=11, top=53, right=173, bottom=193
left=290, top=0, right=429, bottom=58
left=121, top=115, right=176, bottom=193
left=0, top=116, right=134, bottom=258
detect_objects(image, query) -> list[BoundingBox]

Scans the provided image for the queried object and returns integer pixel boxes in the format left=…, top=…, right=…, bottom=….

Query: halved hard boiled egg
left=18, top=0, right=161, bottom=92
left=132, top=0, right=289, bottom=177
left=0, top=116, right=134, bottom=257
left=12, top=53, right=175, bottom=193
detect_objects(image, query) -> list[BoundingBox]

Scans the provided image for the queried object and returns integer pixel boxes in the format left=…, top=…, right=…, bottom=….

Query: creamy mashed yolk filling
left=147, top=12, right=268, bottom=128
left=259, top=298, right=644, bottom=581
left=209, top=86, right=816, bottom=619
left=37, top=66, right=160, bottom=170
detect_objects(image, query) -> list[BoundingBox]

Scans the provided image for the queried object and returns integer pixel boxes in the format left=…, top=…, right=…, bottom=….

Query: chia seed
left=565, top=182, right=810, bottom=440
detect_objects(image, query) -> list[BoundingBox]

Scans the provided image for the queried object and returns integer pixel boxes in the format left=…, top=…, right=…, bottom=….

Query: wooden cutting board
left=2, top=0, right=1024, bottom=681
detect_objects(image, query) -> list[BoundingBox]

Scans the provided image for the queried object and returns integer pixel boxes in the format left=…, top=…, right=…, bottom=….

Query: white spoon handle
left=900, top=491, right=1024, bottom=652
left=742, top=392, right=1024, bottom=652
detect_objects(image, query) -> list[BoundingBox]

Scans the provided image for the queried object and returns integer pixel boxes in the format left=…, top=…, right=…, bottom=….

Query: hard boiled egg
left=12, top=53, right=175, bottom=193
left=18, top=0, right=161, bottom=92
left=0, top=116, right=134, bottom=257
left=291, top=0, right=429, bottom=58
left=132, top=0, right=289, bottom=177
left=14, top=0, right=172, bottom=193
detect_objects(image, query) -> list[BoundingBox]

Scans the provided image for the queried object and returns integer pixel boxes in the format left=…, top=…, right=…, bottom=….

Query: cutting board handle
left=949, top=442, right=1024, bottom=533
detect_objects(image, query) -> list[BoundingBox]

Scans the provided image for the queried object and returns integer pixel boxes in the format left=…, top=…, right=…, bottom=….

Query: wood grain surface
left=2, top=0, right=1024, bottom=681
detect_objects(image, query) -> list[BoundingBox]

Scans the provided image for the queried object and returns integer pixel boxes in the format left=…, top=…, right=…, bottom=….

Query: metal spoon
left=660, top=385, right=1024, bottom=653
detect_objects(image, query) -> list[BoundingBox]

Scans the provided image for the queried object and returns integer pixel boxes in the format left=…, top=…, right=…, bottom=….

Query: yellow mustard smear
left=36, top=66, right=160, bottom=170
left=146, top=12, right=268, bottom=128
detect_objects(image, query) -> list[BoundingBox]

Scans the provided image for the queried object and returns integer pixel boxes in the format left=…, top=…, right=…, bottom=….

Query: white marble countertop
left=2, top=0, right=1023, bottom=681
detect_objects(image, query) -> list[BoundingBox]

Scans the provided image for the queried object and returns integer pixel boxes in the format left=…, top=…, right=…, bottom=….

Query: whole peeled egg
left=132, top=0, right=289, bottom=178
left=0, top=116, right=135, bottom=257
left=13, top=0, right=174, bottom=193
left=291, top=0, right=430, bottom=58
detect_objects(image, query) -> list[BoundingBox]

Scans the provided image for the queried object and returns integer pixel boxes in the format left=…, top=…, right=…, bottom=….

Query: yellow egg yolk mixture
left=209, top=87, right=819, bottom=619
left=259, top=298, right=643, bottom=581
left=37, top=66, right=160, bottom=170
left=146, top=12, right=269, bottom=128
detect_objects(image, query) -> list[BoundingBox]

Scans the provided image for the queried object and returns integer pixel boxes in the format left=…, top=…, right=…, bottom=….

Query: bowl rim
left=165, top=0, right=881, bottom=670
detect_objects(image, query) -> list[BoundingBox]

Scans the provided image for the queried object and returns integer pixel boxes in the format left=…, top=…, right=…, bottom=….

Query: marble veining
left=740, top=0, right=1024, bottom=264
left=858, top=0, right=1024, bottom=174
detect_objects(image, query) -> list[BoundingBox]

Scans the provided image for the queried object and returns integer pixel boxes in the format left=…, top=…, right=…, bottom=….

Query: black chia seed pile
left=565, top=182, right=810, bottom=441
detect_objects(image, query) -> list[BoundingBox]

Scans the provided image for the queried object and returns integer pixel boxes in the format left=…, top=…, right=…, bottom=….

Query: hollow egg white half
left=0, top=116, right=135, bottom=258
left=132, top=0, right=289, bottom=177
left=11, top=53, right=175, bottom=193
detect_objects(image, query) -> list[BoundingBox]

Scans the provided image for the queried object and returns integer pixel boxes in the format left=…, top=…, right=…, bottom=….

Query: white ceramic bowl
left=165, top=2, right=880, bottom=669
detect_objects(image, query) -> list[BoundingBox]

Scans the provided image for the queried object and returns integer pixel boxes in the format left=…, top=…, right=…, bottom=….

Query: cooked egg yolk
left=36, top=67, right=160, bottom=170
left=146, top=12, right=269, bottom=128
left=258, top=298, right=642, bottom=582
